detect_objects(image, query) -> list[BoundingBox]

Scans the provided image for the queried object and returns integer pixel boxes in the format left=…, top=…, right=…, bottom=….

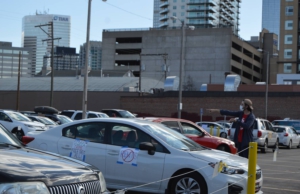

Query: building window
left=181, top=12, right=185, bottom=16
left=173, top=12, right=177, bottom=16
left=181, top=6, right=185, bottom=9
left=284, top=49, right=292, bottom=59
left=173, top=0, right=177, bottom=2
left=173, top=6, right=177, bottom=9
left=284, top=81, right=292, bottom=85
left=182, top=0, right=185, bottom=2
left=285, top=6, right=294, bottom=16
left=285, top=35, right=293, bottom=44
left=285, top=20, right=293, bottom=30
left=284, top=63, right=292, bottom=73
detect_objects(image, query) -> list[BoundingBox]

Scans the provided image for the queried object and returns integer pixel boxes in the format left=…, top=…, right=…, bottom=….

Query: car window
left=29, top=117, right=38, bottom=122
left=6, top=112, right=31, bottom=122
left=99, top=113, right=109, bottom=118
left=74, top=113, right=83, bottom=120
left=60, top=111, right=74, bottom=118
left=88, top=113, right=98, bottom=118
left=274, top=127, right=285, bottom=133
left=62, top=122, right=106, bottom=143
left=161, top=121, right=181, bottom=133
left=264, top=121, right=274, bottom=131
left=180, top=122, right=202, bottom=135
left=0, top=124, right=22, bottom=146
left=110, top=123, right=164, bottom=152
left=118, top=111, right=135, bottom=118
left=45, top=116, right=58, bottom=122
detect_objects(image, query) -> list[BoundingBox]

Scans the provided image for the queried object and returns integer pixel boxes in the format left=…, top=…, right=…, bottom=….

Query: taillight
left=22, top=136, right=35, bottom=144
left=257, top=131, right=262, bottom=138
left=284, top=133, right=289, bottom=137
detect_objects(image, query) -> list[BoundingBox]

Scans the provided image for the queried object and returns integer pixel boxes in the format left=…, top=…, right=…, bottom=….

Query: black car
left=0, top=124, right=108, bottom=194
left=101, top=109, right=136, bottom=118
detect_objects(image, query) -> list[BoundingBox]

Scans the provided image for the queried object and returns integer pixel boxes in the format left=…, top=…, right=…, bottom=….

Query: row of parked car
left=0, top=107, right=265, bottom=193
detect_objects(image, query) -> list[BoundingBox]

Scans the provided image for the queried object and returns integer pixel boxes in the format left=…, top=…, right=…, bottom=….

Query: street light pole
left=178, top=20, right=185, bottom=119
left=82, top=0, right=92, bottom=119
left=265, top=51, right=269, bottom=119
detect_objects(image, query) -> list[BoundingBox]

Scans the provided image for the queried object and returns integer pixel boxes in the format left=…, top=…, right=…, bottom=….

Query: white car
left=0, top=110, right=46, bottom=139
left=196, top=122, right=228, bottom=138
left=274, top=125, right=300, bottom=149
left=60, top=110, right=109, bottom=120
left=27, top=115, right=58, bottom=129
left=26, top=118, right=263, bottom=194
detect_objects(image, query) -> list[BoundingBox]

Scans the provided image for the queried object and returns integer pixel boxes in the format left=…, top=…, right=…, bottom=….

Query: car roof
left=101, top=109, right=126, bottom=112
left=141, top=117, right=193, bottom=123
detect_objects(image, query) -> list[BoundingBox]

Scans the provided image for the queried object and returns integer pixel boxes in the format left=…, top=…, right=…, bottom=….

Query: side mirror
left=56, top=121, right=61, bottom=125
left=139, top=142, right=156, bottom=155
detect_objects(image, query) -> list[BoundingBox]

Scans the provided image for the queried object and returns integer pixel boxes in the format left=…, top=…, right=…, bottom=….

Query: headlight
left=98, top=172, right=110, bottom=194
left=0, top=182, right=50, bottom=194
left=209, top=163, right=245, bottom=175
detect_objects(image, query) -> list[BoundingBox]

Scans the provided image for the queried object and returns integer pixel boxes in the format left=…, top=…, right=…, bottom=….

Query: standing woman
left=207, top=99, right=255, bottom=158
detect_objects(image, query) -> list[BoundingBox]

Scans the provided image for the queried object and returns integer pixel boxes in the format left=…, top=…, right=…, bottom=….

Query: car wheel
left=220, top=132, right=227, bottom=138
left=287, top=140, right=292, bottom=149
left=12, top=128, right=24, bottom=141
left=261, top=140, right=268, bottom=153
left=171, top=172, right=207, bottom=194
left=273, top=140, right=279, bottom=152
left=297, top=142, right=300, bottom=148
left=217, top=145, right=230, bottom=153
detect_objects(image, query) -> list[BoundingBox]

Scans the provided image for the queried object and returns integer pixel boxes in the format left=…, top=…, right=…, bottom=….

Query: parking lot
left=258, top=147, right=300, bottom=194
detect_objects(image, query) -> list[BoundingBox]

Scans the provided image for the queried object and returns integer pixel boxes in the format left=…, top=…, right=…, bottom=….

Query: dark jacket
left=220, top=110, right=256, bottom=148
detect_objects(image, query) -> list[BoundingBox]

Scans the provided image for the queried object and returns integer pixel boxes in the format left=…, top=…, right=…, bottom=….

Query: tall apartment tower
left=79, top=41, right=102, bottom=70
left=22, top=14, right=71, bottom=75
left=279, top=0, right=299, bottom=74
left=262, top=0, right=281, bottom=48
left=154, top=0, right=241, bottom=34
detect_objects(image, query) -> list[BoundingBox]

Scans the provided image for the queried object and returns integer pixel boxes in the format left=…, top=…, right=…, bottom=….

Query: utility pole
left=162, top=54, right=168, bottom=79
left=16, top=51, right=21, bottom=111
left=35, top=22, right=61, bottom=107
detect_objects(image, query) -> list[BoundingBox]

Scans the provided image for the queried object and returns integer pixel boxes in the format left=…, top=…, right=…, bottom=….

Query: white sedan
left=26, top=118, right=263, bottom=194
left=274, top=125, right=300, bottom=149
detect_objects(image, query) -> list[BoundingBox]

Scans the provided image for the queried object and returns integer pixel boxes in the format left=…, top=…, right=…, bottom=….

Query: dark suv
left=101, top=109, right=136, bottom=118
left=0, top=124, right=109, bottom=193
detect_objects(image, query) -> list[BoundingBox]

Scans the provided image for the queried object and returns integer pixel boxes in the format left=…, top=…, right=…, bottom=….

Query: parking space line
left=263, top=177, right=300, bottom=182
left=257, top=163, right=298, bottom=168
left=263, top=187, right=300, bottom=192
left=258, top=159, right=300, bottom=164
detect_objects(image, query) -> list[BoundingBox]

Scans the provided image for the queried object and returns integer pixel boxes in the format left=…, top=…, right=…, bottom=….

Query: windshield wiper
left=0, top=142, right=22, bottom=149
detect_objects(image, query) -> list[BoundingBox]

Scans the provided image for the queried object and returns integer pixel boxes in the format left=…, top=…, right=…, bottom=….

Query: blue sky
left=0, top=0, right=262, bottom=51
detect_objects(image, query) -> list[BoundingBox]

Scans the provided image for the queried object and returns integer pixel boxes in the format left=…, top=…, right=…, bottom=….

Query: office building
left=262, top=0, right=281, bottom=43
left=53, top=47, right=79, bottom=70
left=102, top=27, right=263, bottom=90
left=22, top=14, right=71, bottom=75
left=155, top=0, right=241, bottom=34
left=79, top=41, right=102, bottom=70
left=0, top=41, right=32, bottom=78
left=278, top=0, right=300, bottom=76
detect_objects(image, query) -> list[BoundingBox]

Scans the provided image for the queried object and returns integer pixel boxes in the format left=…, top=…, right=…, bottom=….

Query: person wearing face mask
left=207, top=99, right=255, bottom=158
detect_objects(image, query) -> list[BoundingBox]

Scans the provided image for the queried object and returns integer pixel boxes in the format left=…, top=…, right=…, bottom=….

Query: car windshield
left=0, top=124, right=22, bottom=147
left=38, top=117, right=57, bottom=125
left=119, top=111, right=136, bottom=118
left=57, top=115, right=73, bottom=124
left=7, top=112, right=31, bottom=122
left=141, top=123, right=204, bottom=151
left=99, top=113, right=109, bottom=118
left=274, top=127, right=285, bottom=133
left=272, top=121, right=300, bottom=131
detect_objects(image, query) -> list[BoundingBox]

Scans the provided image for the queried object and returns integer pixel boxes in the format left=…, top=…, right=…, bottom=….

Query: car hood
left=208, top=135, right=234, bottom=144
left=189, top=150, right=259, bottom=171
left=0, top=147, right=99, bottom=186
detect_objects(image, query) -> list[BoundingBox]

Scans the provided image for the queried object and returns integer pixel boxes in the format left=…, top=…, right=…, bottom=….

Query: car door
left=57, top=122, right=107, bottom=174
left=290, top=128, right=299, bottom=146
left=180, top=122, right=215, bottom=148
left=0, top=112, right=14, bottom=131
left=105, top=122, right=166, bottom=191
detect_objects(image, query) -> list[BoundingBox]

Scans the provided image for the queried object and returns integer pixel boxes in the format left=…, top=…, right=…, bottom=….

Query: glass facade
left=262, top=0, right=280, bottom=39
left=79, top=41, right=102, bottom=70
left=155, top=0, right=241, bottom=35
left=22, top=14, right=71, bottom=75
left=153, top=0, right=160, bottom=28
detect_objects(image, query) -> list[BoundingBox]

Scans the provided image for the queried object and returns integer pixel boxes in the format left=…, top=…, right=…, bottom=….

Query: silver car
left=229, top=118, right=279, bottom=153
left=274, top=125, right=300, bottom=149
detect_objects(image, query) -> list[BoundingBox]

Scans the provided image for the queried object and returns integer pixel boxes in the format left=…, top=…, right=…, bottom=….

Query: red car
left=142, top=117, right=237, bottom=154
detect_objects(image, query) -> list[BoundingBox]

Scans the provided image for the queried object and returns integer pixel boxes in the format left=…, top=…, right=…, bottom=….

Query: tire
left=12, top=128, right=25, bottom=141
left=297, top=141, right=300, bottom=149
left=261, top=140, right=268, bottom=153
left=273, top=140, right=279, bottom=152
left=287, top=140, right=292, bottom=149
left=170, top=172, right=207, bottom=194
left=220, top=132, right=227, bottom=138
left=217, top=145, right=230, bottom=153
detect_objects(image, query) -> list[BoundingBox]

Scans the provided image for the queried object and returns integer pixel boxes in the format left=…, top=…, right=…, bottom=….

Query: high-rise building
left=278, top=0, right=299, bottom=75
left=262, top=0, right=280, bottom=46
left=0, top=41, right=32, bottom=78
left=79, top=41, right=102, bottom=70
left=155, top=0, right=241, bottom=34
left=22, top=14, right=71, bottom=75
left=53, top=47, right=79, bottom=70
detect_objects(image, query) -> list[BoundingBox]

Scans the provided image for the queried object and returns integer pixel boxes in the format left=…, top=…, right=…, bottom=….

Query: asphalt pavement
left=258, top=146, right=300, bottom=194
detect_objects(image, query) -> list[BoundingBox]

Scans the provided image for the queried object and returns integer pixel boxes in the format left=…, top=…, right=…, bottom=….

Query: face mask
left=240, top=105, right=244, bottom=111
